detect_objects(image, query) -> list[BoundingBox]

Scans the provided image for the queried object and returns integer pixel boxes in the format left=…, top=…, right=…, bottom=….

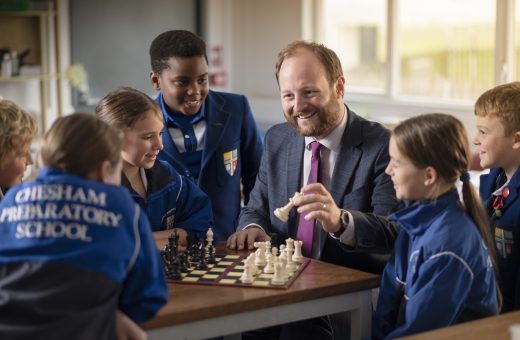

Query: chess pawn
left=270, top=261, right=285, bottom=286
left=285, top=247, right=297, bottom=274
left=264, top=241, right=272, bottom=257
left=278, top=250, right=287, bottom=274
left=292, top=240, right=304, bottom=263
left=263, top=253, right=275, bottom=274
left=279, top=245, right=286, bottom=261
left=271, top=246, right=278, bottom=258
left=240, top=265, right=254, bottom=283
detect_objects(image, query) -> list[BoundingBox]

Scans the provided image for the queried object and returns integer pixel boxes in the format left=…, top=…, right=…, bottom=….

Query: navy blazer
left=239, top=107, right=398, bottom=273
left=158, top=90, right=263, bottom=241
left=480, top=167, right=520, bottom=312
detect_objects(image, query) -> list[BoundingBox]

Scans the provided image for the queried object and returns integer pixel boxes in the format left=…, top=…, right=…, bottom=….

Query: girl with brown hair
left=371, top=113, right=500, bottom=339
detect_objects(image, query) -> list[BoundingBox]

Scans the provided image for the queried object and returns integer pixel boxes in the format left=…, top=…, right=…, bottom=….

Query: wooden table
left=399, top=310, right=520, bottom=340
left=142, top=238, right=380, bottom=340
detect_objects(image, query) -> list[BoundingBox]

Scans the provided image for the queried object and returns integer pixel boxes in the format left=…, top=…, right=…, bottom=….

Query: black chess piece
left=179, top=253, right=188, bottom=273
left=207, top=244, right=216, bottom=264
left=196, top=239, right=208, bottom=270
left=168, top=255, right=182, bottom=280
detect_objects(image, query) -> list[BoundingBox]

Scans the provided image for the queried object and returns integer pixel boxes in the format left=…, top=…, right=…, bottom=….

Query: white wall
left=205, top=0, right=303, bottom=131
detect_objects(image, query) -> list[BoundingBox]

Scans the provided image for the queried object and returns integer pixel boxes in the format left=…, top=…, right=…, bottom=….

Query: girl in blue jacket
left=372, top=113, right=500, bottom=339
left=0, top=113, right=167, bottom=339
left=96, top=87, right=213, bottom=248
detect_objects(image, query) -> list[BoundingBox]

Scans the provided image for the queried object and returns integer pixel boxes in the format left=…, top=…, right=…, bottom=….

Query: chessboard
left=168, top=253, right=310, bottom=289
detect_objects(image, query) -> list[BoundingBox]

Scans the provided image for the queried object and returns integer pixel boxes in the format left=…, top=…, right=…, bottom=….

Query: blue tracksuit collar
left=37, top=166, right=63, bottom=178
left=121, top=161, right=172, bottom=196
left=388, top=190, right=460, bottom=236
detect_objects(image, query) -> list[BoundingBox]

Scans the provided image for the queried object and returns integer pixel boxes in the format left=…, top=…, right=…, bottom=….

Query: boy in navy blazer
left=474, top=81, right=520, bottom=312
left=149, top=30, right=263, bottom=241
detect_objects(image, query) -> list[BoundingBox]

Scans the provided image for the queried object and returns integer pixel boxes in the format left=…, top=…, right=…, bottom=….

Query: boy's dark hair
left=149, top=30, right=207, bottom=74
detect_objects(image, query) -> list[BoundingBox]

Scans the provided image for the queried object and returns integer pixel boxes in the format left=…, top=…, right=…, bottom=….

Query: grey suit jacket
left=239, top=107, right=398, bottom=270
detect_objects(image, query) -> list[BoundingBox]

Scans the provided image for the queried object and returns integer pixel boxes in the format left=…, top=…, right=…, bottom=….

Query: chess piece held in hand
left=274, top=192, right=303, bottom=222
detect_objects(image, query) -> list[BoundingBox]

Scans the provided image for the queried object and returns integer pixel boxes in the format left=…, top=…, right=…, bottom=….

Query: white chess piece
left=274, top=192, right=302, bottom=222
left=263, top=253, right=274, bottom=273
left=247, top=254, right=260, bottom=275
left=254, top=248, right=266, bottom=267
left=278, top=248, right=287, bottom=281
left=286, top=238, right=294, bottom=251
left=264, top=241, right=272, bottom=257
left=206, top=228, right=214, bottom=244
left=240, top=265, right=254, bottom=283
left=292, top=240, right=304, bottom=263
left=279, top=245, right=286, bottom=261
left=270, top=260, right=285, bottom=286
left=285, top=247, right=297, bottom=273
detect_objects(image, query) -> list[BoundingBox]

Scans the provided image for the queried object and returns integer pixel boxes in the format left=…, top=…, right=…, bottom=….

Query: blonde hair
left=0, top=99, right=36, bottom=168
left=475, top=81, right=520, bottom=136
left=40, top=113, right=122, bottom=178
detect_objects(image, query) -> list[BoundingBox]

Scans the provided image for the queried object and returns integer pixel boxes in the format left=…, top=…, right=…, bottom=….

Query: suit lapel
left=286, top=132, right=304, bottom=238
left=201, top=92, right=230, bottom=170
left=329, top=109, right=363, bottom=204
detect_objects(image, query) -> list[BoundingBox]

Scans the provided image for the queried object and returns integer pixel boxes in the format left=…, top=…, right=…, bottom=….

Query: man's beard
left=286, top=99, right=342, bottom=138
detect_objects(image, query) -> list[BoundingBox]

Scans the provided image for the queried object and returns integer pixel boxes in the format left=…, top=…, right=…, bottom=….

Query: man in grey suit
left=227, top=40, right=397, bottom=275
left=227, top=40, right=398, bottom=340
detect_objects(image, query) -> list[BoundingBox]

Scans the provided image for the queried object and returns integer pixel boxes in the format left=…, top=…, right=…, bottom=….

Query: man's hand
left=293, top=183, right=342, bottom=234
left=226, top=227, right=271, bottom=250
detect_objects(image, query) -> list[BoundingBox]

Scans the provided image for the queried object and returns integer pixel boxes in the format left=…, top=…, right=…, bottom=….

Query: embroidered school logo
left=495, top=227, right=514, bottom=258
left=162, top=208, right=176, bottom=230
left=223, top=148, right=238, bottom=176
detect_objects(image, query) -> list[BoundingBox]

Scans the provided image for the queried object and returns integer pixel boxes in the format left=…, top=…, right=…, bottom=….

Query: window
left=323, top=0, right=387, bottom=93
left=320, top=0, right=514, bottom=104
left=399, top=0, right=494, bottom=100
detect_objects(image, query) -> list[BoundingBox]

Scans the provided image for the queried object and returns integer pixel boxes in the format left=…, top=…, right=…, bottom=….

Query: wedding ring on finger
left=322, top=204, right=327, bottom=210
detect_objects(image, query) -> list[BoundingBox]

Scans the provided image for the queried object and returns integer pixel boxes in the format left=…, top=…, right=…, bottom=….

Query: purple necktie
left=297, top=141, right=321, bottom=257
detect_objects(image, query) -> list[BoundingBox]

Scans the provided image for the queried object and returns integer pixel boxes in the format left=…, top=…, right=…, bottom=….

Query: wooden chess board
left=168, top=254, right=310, bottom=289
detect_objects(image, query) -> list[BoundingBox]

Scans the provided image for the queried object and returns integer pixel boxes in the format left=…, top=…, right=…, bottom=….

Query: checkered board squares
left=168, top=254, right=310, bottom=289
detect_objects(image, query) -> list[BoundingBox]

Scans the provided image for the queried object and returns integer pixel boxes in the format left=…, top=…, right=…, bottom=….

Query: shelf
left=0, top=10, right=56, bottom=17
left=0, top=73, right=60, bottom=82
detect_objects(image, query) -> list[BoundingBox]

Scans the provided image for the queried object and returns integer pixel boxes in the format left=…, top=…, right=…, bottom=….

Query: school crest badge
left=223, top=148, right=238, bottom=176
left=162, top=208, right=176, bottom=230
left=495, top=226, right=514, bottom=259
